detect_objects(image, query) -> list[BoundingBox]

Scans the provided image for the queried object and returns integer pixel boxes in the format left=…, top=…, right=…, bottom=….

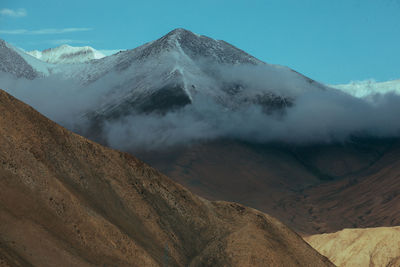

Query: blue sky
left=1, top=0, right=399, bottom=84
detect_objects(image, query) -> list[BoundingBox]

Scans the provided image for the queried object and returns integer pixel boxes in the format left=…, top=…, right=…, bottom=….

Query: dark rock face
left=138, top=84, right=192, bottom=113
left=57, top=49, right=94, bottom=60
left=0, top=39, right=38, bottom=79
left=253, top=93, right=294, bottom=114
left=98, top=84, right=191, bottom=120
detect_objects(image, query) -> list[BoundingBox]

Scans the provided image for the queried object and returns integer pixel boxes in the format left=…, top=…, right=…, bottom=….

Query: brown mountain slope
left=0, top=89, right=333, bottom=266
left=139, top=138, right=396, bottom=234
left=304, top=226, right=400, bottom=267
left=283, top=139, right=400, bottom=233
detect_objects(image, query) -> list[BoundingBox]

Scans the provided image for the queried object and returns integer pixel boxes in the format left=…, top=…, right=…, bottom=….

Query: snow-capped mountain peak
left=1, top=29, right=326, bottom=122
left=27, top=44, right=106, bottom=64
left=132, top=28, right=262, bottom=65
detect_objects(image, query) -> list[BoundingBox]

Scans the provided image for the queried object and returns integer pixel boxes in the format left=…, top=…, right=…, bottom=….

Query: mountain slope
left=2, top=28, right=326, bottom=119
left=80, top=28, right=324, bottom=118
left=140, top=138, right=397, bottom=234
left=0, top=40, right=39, bottom=79
left=305, top=226, right=400, bottom=267
left=0, top=89, right=333, bottom=266
left=282, top=138, right=400, bottom=233
left=0, top=39, right=55, bottom=78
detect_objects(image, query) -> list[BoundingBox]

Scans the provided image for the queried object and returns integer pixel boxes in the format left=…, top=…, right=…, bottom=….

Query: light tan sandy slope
left=304, top=226, right=400, bottom=267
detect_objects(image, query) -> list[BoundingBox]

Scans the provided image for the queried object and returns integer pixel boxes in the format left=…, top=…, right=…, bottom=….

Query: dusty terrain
left=305, top=226, right=400, bottom=267
left=286, top=140, right=400, bottom=233
left=140, top=138, right=400, bottom=234
left=0, top=88, right=333, bottom=266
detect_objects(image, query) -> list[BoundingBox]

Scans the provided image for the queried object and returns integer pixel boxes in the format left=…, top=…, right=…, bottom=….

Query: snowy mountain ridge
left=0, top=39, right=41, bottom=79
left=332, top=79, right=400, bottom=97
left=2, top=28, right=400, bottom=149
left=27, top=44, right=106, bottom=64
left=0, top=28, right=326, bottom=120
left=71, top=28, right=321, bottom=118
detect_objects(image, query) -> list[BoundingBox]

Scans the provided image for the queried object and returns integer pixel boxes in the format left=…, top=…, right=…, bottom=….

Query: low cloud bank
left=104, top=89, right=400, bottom=151
left=1, top=67, right=400, bottom=153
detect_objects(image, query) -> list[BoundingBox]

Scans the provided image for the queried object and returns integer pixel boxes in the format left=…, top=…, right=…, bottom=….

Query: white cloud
left=48, top=39, right=88, bottom=45
left=0, top=8, right=27, bottom=17
left=0, top=27, right=92, bottom=35
left=31, top=28, right=92, bottom=34
left=0, top=29, right=27, bottom=34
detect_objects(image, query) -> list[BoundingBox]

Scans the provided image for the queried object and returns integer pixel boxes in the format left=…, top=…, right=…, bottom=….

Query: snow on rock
left=0, top=39, right=40, bottom=79
left=72, top=28, right=322, bottom=118
left=1, top=29, right=326, bottom=119
left=27, top=44, right=106, bottom=64
left=331, top=79, right=400, bottom=97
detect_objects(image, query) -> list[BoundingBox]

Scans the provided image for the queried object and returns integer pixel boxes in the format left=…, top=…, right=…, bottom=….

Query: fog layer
left=1, top=65, right=400, bottom=152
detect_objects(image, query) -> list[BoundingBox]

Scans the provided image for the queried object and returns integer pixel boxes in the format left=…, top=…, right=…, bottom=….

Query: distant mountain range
left=0, top=29, right=326, bottom=118
left=2, top=29, right=399, bottom=97
left=2, top=28, right=399, bottom=124
left=26, top=44, right=106, bottom=64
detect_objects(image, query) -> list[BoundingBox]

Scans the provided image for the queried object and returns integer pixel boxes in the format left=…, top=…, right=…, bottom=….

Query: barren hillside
left=305, top=226, right=400, bottom=267
left=0, top=89, right=333, bottom=266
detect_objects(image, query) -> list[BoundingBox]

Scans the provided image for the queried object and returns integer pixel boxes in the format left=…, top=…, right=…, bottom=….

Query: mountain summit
left=130, top=28, right=262, bottom=65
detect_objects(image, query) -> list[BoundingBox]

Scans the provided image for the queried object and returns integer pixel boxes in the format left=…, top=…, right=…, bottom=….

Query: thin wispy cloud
left=48, top=39, right=88, bottom=45
left=0, top=8, right=27, bottom=17
left=0, top=28, right=92, bottom=35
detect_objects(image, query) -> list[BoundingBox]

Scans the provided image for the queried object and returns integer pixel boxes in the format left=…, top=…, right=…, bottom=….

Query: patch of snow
left=27, top=44, right=106, bottom=64
left=331, top=79, right=400, bottom=97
